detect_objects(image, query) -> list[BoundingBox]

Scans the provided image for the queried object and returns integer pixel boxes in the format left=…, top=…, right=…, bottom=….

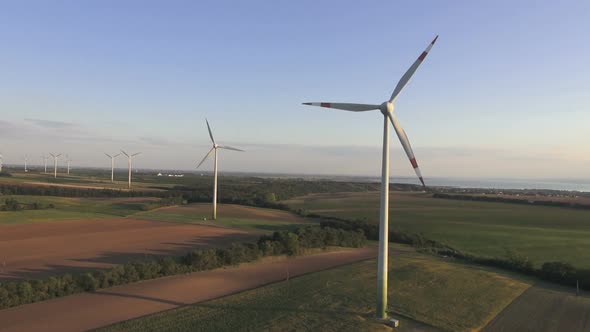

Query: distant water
left=283, top=174, right=590, bottom=192
left=388, top=177, right=590, bottom=192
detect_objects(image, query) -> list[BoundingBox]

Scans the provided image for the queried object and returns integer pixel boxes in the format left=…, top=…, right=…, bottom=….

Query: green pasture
left=285, top=191, right=590, bottom=268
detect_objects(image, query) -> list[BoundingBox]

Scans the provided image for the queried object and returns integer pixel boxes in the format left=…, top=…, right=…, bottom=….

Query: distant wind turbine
left=23, top=155, right=28, bottom=173
left=65, top=155, right=72, bottom=175
left=303, top=36, right=438, bottom=320
left=49, top=153, right=62, bottom=178
left=120, top=150, right=140, bottom=189
left=104, top=153, right=120, bottom=182
left=0, top=153, right=3, bottom=173
left=42, top=155, right=48, bottom=173
left=196, top=119, right=244, bottom=220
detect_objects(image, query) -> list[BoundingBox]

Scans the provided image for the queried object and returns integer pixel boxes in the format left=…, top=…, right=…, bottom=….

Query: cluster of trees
left=433, top=193, right=590, bottom=210
left=0, top=198, right=54, bottom=211
left=0, top=226, right=366, bottom=310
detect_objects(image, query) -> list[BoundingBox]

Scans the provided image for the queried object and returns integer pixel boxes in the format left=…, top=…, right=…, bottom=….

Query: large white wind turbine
left=303, top=36, right=438, bottom=321
left=196, top=119, right=244, bottom=220
left=120, top=150, right=140, bottom=189
left=49, top=153, right=61, bottom=178
left=104, top=153, right=120, bottom=182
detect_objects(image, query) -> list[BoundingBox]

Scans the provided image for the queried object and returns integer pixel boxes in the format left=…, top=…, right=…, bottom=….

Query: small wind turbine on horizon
left=0, top=153, right=3, bottom=173
left=23, top=155, right=28, bottom=173
left=49, top=153, right=61, bottom=178
left=303, top=36, right=438, bottom=321
left=42, top=155, right=48, bottom=173
left=120, top=150, right=140, bottom=189
left=196, top=119, right=244, bottom=220
left=104, top=153, right=120, bottom=182
left=65, top=155, right=72, bottom=175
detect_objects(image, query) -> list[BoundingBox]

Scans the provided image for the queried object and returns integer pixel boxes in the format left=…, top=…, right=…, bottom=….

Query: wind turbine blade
left=302, top=102, right=380, bottom=112
left=104, top=153, right=112, bottom=158
left=197, top=148, right=215, bottom=168
left=206, top=119, right=216, bottom=144
left=132, top=152, right=141, bottom=157
left=114, top=153, right=121, bottom=158
left=389, top=35, right=438, bottom=103
left=218, top=146, right=244, bottom=152
left=56, top=154, right=62, bottom=158
left=120, top=150, right=129, bottom=157
left=388, top=113, right=425, bottom=187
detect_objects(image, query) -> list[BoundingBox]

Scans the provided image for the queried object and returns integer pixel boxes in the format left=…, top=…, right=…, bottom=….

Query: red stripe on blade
left=418, top=51, right=428, bottom=61
left=410, top=158, right=418, bottom=168
left=320, top=102, right=331, bottom=108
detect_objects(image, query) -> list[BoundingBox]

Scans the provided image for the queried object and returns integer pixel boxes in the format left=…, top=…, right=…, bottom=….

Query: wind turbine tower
left=65, top=155, right=72, bottom=175
left=303, top=36, right=438, bottom=321
left=104, top=153, right=120, bottom=182
left=42, top=155, right=48, bottom=173
left=24, top=155, right=28, bottom=172
left=49, top=153, right=61, bottom=178
left=196, top=119, right=244, bottom=220
left=0, top=153, right=3, bottom=173
left=120, top=150, right=140, bottom=189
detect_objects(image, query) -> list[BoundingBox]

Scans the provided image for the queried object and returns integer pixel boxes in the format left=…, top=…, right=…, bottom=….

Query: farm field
left=0, top=196, right=162, bottom=224
left=0, top=218, right=254, bottom=280
left=0, top=247, right=377, bottom=332
left=136, top=203, right=311, bottom=232
left=0, top=202, right=309, bottom=280
left=484, top=283, right=590, bottom=331
left=101, top=244, right=532, bottom=332
left=284, top=191, right=590, bottom=268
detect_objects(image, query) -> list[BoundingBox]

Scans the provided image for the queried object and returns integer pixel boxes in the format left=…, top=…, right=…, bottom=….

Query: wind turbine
left=23, top=155, right=28, bottom=172
left=49, top=153, right=61, bottom=178
left=0, top=153, right=3, bottom=173
left=303, top=36, right=438, bottom=321
left=104, top=153, right=120, bottom=182
left=120, top=150, right=140, bottom=189
left=42, top=155, right=48, bottom=173
left=65, top=155, right=72, bottom=175
left=196, top=119, right=244, bottom=220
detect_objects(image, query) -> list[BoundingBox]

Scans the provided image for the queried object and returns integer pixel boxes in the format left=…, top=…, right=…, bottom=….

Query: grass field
left=100, top=244, right=531, bottom=332
left=284, top=191, right=590, bottom=269
left=135, top=204, right=312, bottom=232
left=0, top=195, right=161, bottom=224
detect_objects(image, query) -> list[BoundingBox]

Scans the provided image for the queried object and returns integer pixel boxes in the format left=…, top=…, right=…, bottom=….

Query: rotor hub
left=380, top=102, right=394, bottom=115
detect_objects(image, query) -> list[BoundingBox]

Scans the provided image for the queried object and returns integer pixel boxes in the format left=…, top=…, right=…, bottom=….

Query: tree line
left=0, top=226, right=365, bottom=310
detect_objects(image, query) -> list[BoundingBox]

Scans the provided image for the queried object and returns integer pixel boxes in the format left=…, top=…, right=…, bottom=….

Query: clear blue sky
left=0, top=1, right=589, bottom=179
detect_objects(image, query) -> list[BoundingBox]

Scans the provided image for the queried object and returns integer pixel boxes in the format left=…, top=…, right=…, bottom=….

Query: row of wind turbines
left=0, top=151, right=141, bottom=189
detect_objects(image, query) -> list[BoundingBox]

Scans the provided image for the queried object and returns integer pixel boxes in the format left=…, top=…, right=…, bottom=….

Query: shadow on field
left=0, top=233, right=257, bottom=281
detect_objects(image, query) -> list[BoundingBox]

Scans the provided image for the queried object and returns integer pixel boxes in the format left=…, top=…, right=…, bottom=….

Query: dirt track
left=0, top=218, right=253, bottom=280
left=0, top=247, right=378, bottom=332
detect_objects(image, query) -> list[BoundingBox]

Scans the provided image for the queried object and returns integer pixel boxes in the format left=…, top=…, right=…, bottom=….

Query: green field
left=0, top=195, right=160, bottom=224
left=135, top=204, right=311, bottom=232
left=100, top=244, right=531, bottom=332
left=284, top=191, right=590, bottom=269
